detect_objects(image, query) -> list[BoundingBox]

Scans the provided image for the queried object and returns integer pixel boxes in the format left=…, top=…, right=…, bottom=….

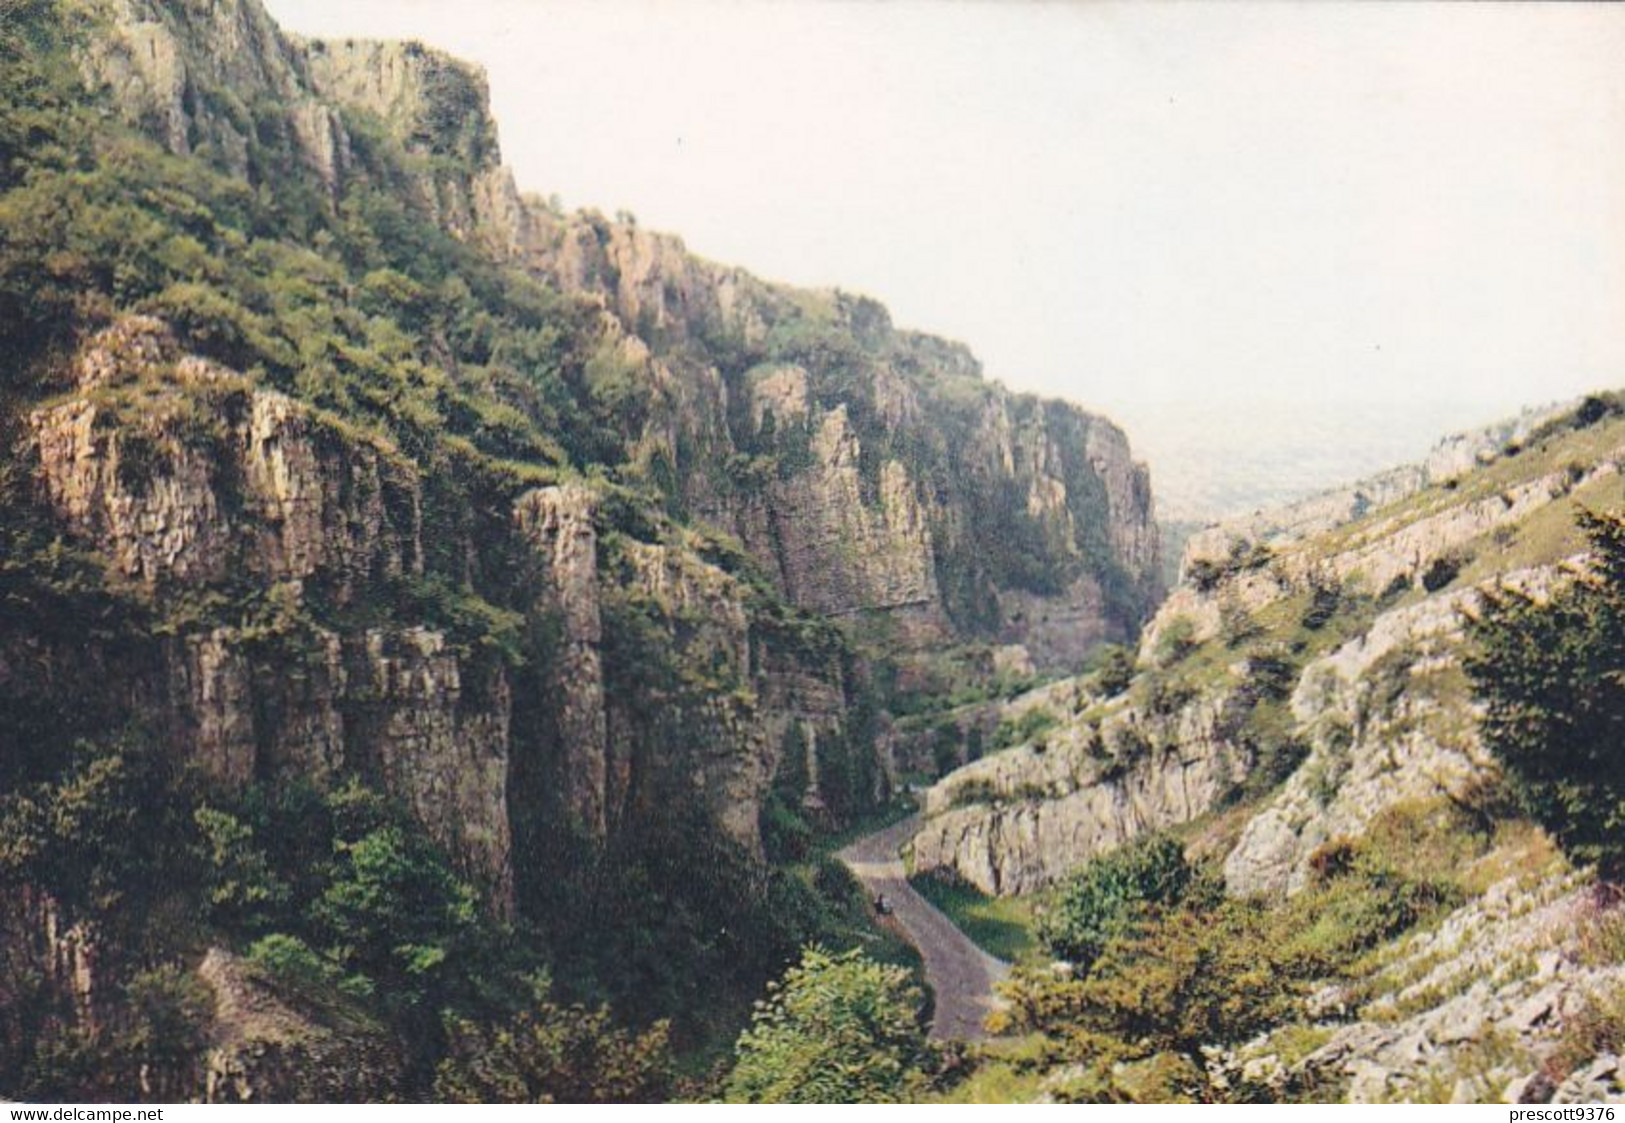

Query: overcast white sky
left=265, top=0, right=1625, bottom=519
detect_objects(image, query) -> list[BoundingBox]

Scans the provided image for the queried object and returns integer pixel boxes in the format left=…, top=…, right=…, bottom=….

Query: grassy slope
left=908, top=874, right=1040, bottom=965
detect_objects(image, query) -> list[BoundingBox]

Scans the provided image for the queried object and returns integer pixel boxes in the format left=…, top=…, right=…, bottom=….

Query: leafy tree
left=1466, top=507, right=1625, bottom=878
left=1092, top=644, right=1136, bottom=697
left=194, top=806, right=289, bottom=932
left=311, top=823, right=480, bottom=1009
left=435, top=987, right=674, bottom=1103
left=1003, top=833, right=1456, bottom=1102
left=1003, top=897, right=1310, bottom=1103
left=11, top=966, right=213, bottom=1102
left=1036, top=834, right=1195, bottom=970
left=0, top=733, right=197, bottom=919
left=117, top=967, right=214, bottom=1097
left=725, top=947, right=931, bottom=1104
left=245, top=933, right=346, bottom=993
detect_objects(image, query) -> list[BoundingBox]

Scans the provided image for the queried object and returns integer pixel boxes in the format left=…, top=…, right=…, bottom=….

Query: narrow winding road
left=837, top=815, right=1011, bottom=1041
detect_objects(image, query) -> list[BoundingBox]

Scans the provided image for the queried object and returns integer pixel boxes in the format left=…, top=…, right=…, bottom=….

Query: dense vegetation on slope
left=0, top=0, right=919, bottom=1097
left=899, top=395, right=1625, bottom=1103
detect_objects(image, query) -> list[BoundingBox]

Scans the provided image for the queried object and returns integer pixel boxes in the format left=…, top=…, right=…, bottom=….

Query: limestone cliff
left=3, top=0, right=1163, bottom=1100
left=76, top=0, right=1163, bottom=675
left=912, top=402, right=1625, bottom=894
left=910, top=681, right=1250, bottom=895
left=18, top=318, right=862, bottom=905
left=26, top=317, right=514, bottom=910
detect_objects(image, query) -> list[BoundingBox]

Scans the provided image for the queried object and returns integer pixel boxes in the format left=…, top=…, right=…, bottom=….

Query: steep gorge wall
left=34, top=0, right=1164, bottom=942
left=500, top=213, right=1165, bottom=666
left=76, top=0, right=1163, bottom=674
left=912, top=407, right=1625, bottom=897
left=25, top=318, right=517, bottom=908
left=18, top=317, right=863, bottom=911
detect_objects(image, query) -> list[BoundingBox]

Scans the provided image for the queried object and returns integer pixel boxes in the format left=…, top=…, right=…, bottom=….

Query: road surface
left=836, top=815, right=1011, bottom=1041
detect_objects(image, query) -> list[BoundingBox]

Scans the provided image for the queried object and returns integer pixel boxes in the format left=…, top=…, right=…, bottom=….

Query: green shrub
left=1001, top=825, right=1461, bottom=1103
left=1545, top=986, right=1625, bottom=1084
left=117, top=966, right=214, bottom=1097
left=246, top=933, right=346, bottom=993
left=1301, top=574, right=1342, bottom=630
left=1091, top=644, right=1136, bottom=697
left=436, top=989, right=675, bottom=1104
left=0, top=732, right=197, bottom=918
left=1002, top=895, right=1311, bottom=1101
left=1187, top=557, right=1225, bottom=593
left=1153, top=617, right=1197, bottom=667
left=950, top=778, right=1001, bottom=808
left=1467, top=508, right=1625, bottom=878
left=1241, top=651, right=1297, bottom=702
left=724, top=947, right=931, bottom=1104
left=1036, top=834, right=1193, bottom=970
left=1186, top=541, right=1273, bottom=595
left=760, top=794, right=814, bottom=863
left=194, top=806, right=289, bottom=932
left=311, top=822, right=481, bottom=1011
left=994, top=707, right=1059, bottom=750
left=1420, top=550, right=1470, bottom=593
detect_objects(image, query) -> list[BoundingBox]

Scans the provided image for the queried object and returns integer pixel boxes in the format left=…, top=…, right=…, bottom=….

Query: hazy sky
left=265, top=0, right=1625, bottom=519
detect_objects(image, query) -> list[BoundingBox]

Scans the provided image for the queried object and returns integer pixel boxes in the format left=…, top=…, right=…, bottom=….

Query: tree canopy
left=1467, top=507, right=1625, bottom=879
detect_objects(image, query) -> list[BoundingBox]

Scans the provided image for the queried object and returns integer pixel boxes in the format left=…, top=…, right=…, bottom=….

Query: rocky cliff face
left=30, top=0, right=1167, bottom=918
left=911, top=402, right=1625, bottom=1103
left=19, top=317, right=864, bottom=907
left=913, top=404, right=1625, bottom=895
left=77, top=0, right=1162, bottom=675
left=26, top=317, right=516, bottom=909
left=3, top=0, right=1167, bottom=1100
left=1214, top=866, right=1625, bottom=1104
left=513, top=483, right=853, bottom=844
left=1177, top=401, right=1571, bottom=587
left=910, top=681, right=1251, bottom=895
left=494, top=208, right=1163, bottom=666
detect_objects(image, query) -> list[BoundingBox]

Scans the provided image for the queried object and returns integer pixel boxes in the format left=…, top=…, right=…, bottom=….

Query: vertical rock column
left=514, top=486, right=611, bottom=838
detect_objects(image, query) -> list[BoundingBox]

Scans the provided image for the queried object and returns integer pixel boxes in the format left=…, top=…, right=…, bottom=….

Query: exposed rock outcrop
left=32, top=319, right=421, bottom=596
left=1180, top=402, right=1571, bottom=581
left=199, top=949, right=404, bottom=1103
left=915, top=404, right=1625, bottom=902
left=1221, top=575, right=1556, bottom=897
left=26, top=319, right=515, bottom=909
left=911, top=687, right=1251, bottom=894
left=1214, top=873, right=1625, bottom=1104
left=79, top=0, right=1165, bottom=671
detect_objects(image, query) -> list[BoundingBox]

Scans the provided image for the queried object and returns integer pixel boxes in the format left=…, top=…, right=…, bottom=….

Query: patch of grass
left=1545, top=984, right=1625, bottom=1084
left=909, top=874, right=1039, bottom=964
left=1397, top=1029, right=1527, bottom=1104
left=1454, top=468, right=1622, bottom=587
left=816, top=798, right=921, bottom=855
left=1310, top=414, right=1625, bottom=564
left=1576, top=900, right=1625, bottom=968
left=925, top=1057, right=1044, bottom=1104
left=923, top=1034, right=1050, bottom=1104
left=923, top=1059, right=1044, bottom=1103
left=1459, top=820, right=1565, bottom=897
